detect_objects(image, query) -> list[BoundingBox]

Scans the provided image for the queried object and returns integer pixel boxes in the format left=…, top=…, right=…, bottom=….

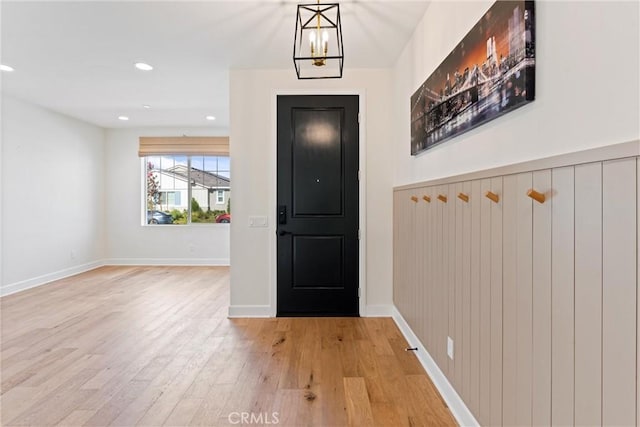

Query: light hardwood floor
left=1, top=266, right=456, bottom=426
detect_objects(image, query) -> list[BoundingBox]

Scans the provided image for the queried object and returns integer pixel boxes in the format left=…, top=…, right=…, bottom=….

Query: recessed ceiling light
left=134, top=62, right=153, bottom=71
left=0, top=64, right=15, bottom=72
left=118, top=116, right=129, bottom=121
left=206, top=115, right=216, bottom=121
left=143, top=105, right=151, bottom=109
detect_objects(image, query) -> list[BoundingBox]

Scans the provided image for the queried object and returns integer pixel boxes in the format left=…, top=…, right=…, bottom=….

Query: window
left=145, top=155, right=230, bottom=224
left=159, top=191, right=182, bottom=207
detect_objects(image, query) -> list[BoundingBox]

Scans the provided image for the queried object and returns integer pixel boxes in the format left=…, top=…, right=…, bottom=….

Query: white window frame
left=142, top=155, right=230, bottom=226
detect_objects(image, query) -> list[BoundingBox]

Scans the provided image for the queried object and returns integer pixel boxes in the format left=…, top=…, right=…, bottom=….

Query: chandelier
left=293, top=1, right=344, bottom=79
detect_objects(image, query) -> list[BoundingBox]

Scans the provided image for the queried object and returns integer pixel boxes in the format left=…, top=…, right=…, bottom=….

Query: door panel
left=292, top=236, right=344, bottom=288
left=292, top=109, right=343, bottom=216
left=277, top=95, right=359, bottom=316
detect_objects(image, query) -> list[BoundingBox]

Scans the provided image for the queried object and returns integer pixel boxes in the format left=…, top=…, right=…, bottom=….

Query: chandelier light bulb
left=322, top=30, right=329, bottom=54
left=309, top=31, right=316, bottom=54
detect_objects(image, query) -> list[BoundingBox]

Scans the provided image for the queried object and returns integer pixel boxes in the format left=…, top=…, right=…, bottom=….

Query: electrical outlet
left=447, top=336, right=454, bottom=360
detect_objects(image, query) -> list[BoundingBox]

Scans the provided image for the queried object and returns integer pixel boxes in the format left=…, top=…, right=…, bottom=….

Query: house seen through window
left=145, top=155, right=230, bottom=224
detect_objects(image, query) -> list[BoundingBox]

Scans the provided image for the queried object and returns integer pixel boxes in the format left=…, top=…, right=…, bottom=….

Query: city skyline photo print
left=411, top=0, right=535, bottom=155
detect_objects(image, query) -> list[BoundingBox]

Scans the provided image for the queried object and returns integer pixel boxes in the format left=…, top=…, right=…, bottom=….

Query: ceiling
left=1, top=1, right=430, bottom=130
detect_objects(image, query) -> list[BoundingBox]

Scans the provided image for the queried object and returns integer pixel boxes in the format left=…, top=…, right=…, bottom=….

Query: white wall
left=1, top=95, right=106, bottom=295
left=104, top=127, right=230, bottom=265
left=0, top=3, right=4, bottom=292
left=393, top=0, right=640, bottom=186
left=229, top=68, right=394, bottom=315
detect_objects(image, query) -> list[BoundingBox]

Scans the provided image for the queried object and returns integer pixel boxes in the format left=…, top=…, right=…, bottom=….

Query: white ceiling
left=1, top=1, right=430, bottom=129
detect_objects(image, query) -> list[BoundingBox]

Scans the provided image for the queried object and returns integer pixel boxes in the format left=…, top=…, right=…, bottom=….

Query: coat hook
left=527, top=189, right=546, bottom=204
left=437, top=195, right=448, bottom=203
left=411, top=196, right=419, bottom=203
left=457, top=193, right=469, bottom=203
left=485, top=191, right=500, bottom=203
left=423, top=195, right=431, bottom=203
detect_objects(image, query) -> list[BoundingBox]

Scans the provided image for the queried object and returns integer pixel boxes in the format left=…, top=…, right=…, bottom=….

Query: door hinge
left=358, top=229, right=361, bottom=240
left=358, top=170, right=360, bottom=181
left=358, top=113, right=361, bottom=123
left=358, top=288, right=360, bottom=298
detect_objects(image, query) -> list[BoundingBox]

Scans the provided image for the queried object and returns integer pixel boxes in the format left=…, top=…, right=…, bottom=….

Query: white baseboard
left=391, top=306, right=479, bottom=427
left=1, top=260, right=104, bottom=297
left=363, top=304, right=394, bottom=317
left=227, top=305, right=394, bottom=318
left=105, top=258, right=230, bottom=266
left=228, top=305, right=273, bottom=318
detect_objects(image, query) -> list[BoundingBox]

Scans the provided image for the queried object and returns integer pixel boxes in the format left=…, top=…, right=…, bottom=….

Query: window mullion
left=187, top=157, right=192, bottom=224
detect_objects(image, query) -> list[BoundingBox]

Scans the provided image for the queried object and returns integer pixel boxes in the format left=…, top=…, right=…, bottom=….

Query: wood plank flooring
left=1, top=266, right=456, bottom=426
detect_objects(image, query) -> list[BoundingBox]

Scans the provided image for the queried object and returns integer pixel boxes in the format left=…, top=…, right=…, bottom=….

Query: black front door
left=276, top=95, right=359, bottom=316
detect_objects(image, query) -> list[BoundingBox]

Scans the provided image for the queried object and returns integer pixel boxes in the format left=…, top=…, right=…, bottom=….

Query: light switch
left=248, top=216, right=268, bottom=228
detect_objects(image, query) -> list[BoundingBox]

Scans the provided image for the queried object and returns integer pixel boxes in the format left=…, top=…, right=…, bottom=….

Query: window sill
left=142, top=223, right=231, bottom=227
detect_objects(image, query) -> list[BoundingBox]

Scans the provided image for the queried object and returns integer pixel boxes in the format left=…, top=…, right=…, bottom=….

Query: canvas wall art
left=411, top=0, right=535, bottom=155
